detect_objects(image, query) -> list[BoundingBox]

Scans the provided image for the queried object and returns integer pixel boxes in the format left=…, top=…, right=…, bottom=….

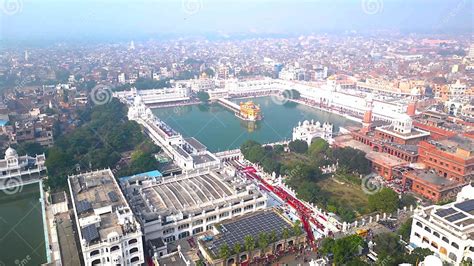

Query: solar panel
left=435, top=207, right=457, bottom=217
left=82, top=224, right=99, bottom=243
left=108, top=191, right=119, bottom=202
left=76, top=200, right=92, bottom=214
left=445, top=212, right=467, bottom=222
left=455, top=199, right=474, bottom=213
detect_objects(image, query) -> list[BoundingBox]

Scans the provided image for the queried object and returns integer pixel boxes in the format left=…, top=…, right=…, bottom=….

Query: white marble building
left=292, top=120, right=334, bottom=146
left=409, top=184, right=474, bottom=265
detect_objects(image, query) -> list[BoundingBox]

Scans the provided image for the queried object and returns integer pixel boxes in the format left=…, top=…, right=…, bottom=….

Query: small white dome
left=303, top=120, right=310, bottom=126
left=5, top=147, right=18, bottom=158
left=457, top=183, right=474, bottom=201
left=421, top=255, right=442, bottom=266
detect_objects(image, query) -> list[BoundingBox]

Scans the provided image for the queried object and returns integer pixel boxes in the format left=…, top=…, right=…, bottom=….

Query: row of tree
left=217, top=222, right=303, bottom=259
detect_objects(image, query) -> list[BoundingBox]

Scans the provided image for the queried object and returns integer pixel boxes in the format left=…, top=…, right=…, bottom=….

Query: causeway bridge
left=216, top=98, right=240, bottom=113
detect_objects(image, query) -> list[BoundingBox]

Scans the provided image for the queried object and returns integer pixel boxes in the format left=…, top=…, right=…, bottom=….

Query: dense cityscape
left=0, top=0, right=473, bottom=266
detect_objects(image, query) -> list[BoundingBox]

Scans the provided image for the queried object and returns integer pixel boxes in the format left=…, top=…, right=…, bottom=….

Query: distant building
left=409, top=184, right=474, bottom=265
left=118, top=73, right=126, bottom=84
left=402, top=134, right=473, bottom=202
left=68, top=169, right=144, bottom=266
left=292, top=120, right=333, bottom=146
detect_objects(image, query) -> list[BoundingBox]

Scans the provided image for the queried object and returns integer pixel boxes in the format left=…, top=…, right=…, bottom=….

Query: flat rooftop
left=203, top=210, right=294, bottom=258
left=185, top=137, right=207, bottom=151
left=69, top=169, right=139, bottom=244
left=408, top=170, right=458, bottom=187
left=430, top=135, right=474, bottom=156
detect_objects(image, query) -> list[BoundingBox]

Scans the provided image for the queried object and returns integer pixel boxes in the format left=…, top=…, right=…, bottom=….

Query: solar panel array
left=445, top=212, right=467, bottom=222
left=211, top=212, right=292, bottom=253
left=82, top=224, right=100, bottom=243
left=435, top=207, right=457, bottom=217
left=108, top=191, right=119, bottom=202
left=455, top=199, right=474, bottom=213
left=76, top=200, right=92, bottom=214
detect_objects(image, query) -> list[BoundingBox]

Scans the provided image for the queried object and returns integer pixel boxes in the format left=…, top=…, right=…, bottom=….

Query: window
left=206, top=215, right=216, bottom=222
left=178, top=224, right=189, bottom=230
left=163, top=228, right=175, bottom=235
left=219, top=212, right=229, bottom=218
left=442, top=236, right=449, bottom=243
left=451, top=242, right=459, bottom=249
left=232, top=208, right=242, bottom=214
left=90, top=250, right=100, bottom=257
left=414, top=232, right=420, bottom=238
left=130, top=256, right=140, bottom=263
left=192, top=220, right=203, bottom=226
left=433, top=232, right=440, bottom=238
left=244, top=205, right=253, bottom=211
left=129, top=239, right=138, bottom=245
left=110, top=246, right=120, bottom=252
left=129, top=247, right=139, bottom=254
left=424, top=226, right=431, bottom=233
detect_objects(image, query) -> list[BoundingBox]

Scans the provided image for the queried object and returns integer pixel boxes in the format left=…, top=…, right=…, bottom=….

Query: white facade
left=0, top=147, right=46, bottom=190
left=68, top=169, right=144, bottom=266
left=409, top=184, right=474, bottom=265
left=114, top=86, right=190, bottom=105
left=292, top=120, right=333, bottom=146
left=121, top=170, right=268, bottom=243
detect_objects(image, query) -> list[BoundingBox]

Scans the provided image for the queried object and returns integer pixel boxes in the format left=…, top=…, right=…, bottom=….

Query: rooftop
left=69, top=169, right=140, bottom=245
left=408, top=169, right=458, bottom=187
left=203, top=210, right=296, bottom=258
left=430, top=135, right=474, bottom=156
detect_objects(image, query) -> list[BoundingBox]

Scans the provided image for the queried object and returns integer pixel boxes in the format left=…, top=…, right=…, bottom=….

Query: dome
left=421, top=255, right=442, bottom=266
left=303, top=120, right=310, bottom=126
left=457, top=183, right=474, bottom=202
left=5, top=147, right=18, bottom=158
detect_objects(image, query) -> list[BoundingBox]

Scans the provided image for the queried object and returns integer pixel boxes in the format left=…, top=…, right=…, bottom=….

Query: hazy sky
left=0, top=0, right=472, bottom=42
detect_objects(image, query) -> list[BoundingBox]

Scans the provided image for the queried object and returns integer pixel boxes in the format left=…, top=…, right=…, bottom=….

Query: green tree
left=398, top=218, right=413, bottom=241
left=319, top=237, right=335, bottom=255
left=219, top=243, right=231, bottom=259
left=333, top=234, right=366, bottom=265
left=15, top=142, right=44, bottom=156
left=368, top=188, right=399, bottom=213
left=292, top=220, right=303, bottom=236
left=233, top=243, right=242, bottom=255
left=282, top=228, right=290, bottom=243
left=244, top=235, right=255, bottom=253
left=399, top=194, right=417, bottom=208
left=308, top=138, right=329, bottom=157
left=257, top=232, right=269, bottom=251
left=288, top=140, right=308, bottom=154
left=373, top=232, right=403, bottom=259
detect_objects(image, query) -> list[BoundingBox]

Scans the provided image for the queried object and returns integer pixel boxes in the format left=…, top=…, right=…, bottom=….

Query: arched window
left=433, top=231, right=440, bottom=238
left=130, top=256, right=140, bottom=263
left=424, top=226, right=431, bottom=233
left=416, top=221, right=422, bottom=227
left=129, top=238, right=138, bottom=245
left=451, top=242, right=459, bottom=249
left=448, top=252, right=457, bottom=262
left=111, top=245, right=120, bottom=252
left=442, top=236, right=449, bottom=243
left=91, top=259, right=101, bottom=265
left=129, top=247, right=139, bottom=254
left=422, top=237, right=429, bottom=244
left=90, top=250, right=100, bottom=257
left=227, top=258, right=235, bottom=265
left=431, top=241, right=438, bottom=249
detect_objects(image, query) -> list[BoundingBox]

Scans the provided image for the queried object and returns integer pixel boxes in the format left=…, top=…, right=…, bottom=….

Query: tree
left=15, top=142, right=44, bottom=156
left=398, top=218, right=413, bottom=241
left=373, top=232, right=403, bottom=259
left=257, top=232, right=269, bottom=251
left=282, top=228, right=290, bottom=243
left=219, top=243, right=231, bottom=259
left=368, top=188, right=399, bottom=213
left=319, top=237, right=335, bottom=255
left=404, top=248, right=433, bottom=265
left=196, top=91, right=210, bottom=103
left=308, top=138, right=329, bottom=157
left=288, top=140, right=308, bottom=154
left=233, top=243, right=242, bottom=255
left=399, top=194, right=417, bottom=208
left=332, top=234, right=366, bottom=265
left=269, top=230, right=277, bottom=243
left=292, top=220, right=303, bottom=236
left=244, top=235, right=255, bottom=253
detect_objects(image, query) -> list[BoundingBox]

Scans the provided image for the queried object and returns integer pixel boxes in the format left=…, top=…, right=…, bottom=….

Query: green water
left=152, top=96, right=358, bottom=152
left=0, top=183, right=47, bottom=265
